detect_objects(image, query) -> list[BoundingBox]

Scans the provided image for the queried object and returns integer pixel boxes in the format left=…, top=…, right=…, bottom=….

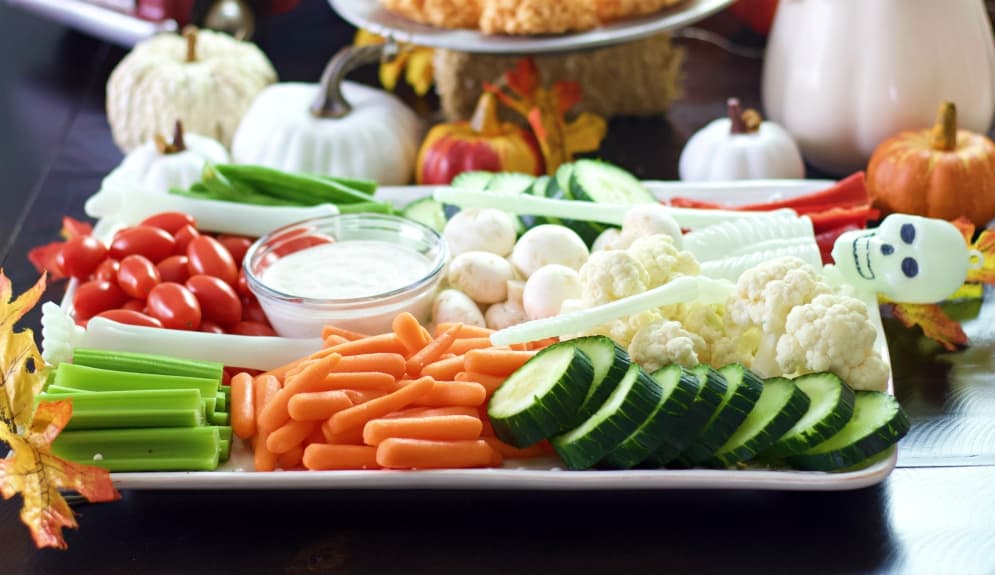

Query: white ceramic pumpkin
left=117, top=121, right=230, bottom=195
left=106, top=27, right=277, bottom=152
left=231, top=46, right=422, bottom=186
left=679, top=99, right=805, bottom=181
left=763, top=0, right=995, bottom=175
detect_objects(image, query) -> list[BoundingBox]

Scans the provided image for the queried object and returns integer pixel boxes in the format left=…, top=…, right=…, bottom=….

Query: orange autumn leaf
left=951, top=217, right=995, bottom=285
left=353, top=30, right=435, bottom=96
left=891, top=302, right=968, bottom=352
left=0, top=270, right=120, bottom=549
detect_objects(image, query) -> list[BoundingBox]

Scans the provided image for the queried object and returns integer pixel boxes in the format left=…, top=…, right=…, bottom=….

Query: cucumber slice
left=706, top=377, right=811, bottom=468
left=401, top=197, right=448, bottom=232
left=488, top=343, right=593, bottom=448
left=568, top=159, right=656, bottom=205
left=765, top=372, right=856, bottom=458
left=551, top=363, right=661, bottom=470
left=451, top=171, right=495, bottom=191
left=546, top=163, right=606, bottom=245
left=644, top=364, right=727, bottom=467
left=527, top=176, right=556, bottom=226
left=601, top=364, right=700, bottom=469
left=568, top=336, right=630, bottom=421
left=679, top=364, right=764, bottom=465
left=554, top=163, right=574, bottom=198
left=787, top=391, right=910, bottom=471
left=485, top=173, right=535, bottom=233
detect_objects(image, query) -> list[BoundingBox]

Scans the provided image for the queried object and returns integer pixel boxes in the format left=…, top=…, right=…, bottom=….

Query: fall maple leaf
left=0, top=270, right=120, bottom=549
left=353, top=30, right=435, bottom=96
left=891, top=302, right=968, bottom=352
left=26, top=216, right=94, bottom=281
left=485, top=57, right=607, bottom=174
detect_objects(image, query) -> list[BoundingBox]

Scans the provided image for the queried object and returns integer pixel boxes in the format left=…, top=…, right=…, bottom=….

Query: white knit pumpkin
left=231, top=81, right=422, bottom=186
left=106, top=28, right=276, bottom=152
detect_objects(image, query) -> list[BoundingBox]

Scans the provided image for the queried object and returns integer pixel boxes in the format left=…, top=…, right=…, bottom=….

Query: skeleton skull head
left=831, top=214, right=969, bottom=303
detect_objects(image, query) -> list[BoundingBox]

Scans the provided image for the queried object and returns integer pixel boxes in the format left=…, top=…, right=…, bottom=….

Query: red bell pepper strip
left=666, top=172, right=869, bottom=213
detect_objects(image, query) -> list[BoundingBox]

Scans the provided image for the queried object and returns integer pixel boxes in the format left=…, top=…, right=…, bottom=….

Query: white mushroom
left=447, top=251, right=516, bottom=304
left=506, top=279, right=526, bottom=305
left=616, top=204, right=684, bottom=249
left=592, top=228, right=623, bottom=252
left=485, top=300, right=529, bottom=330
left=443, top=208, right=518, bottom=257
left=510, top=224, right=589, bottom=279
left=433, top=289, right=486, bottom=327
left=523, top=264, right=583, bottom=321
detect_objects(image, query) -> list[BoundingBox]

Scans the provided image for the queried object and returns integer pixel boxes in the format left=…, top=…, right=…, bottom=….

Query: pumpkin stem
left=930, top=101, right=958, bottom=152
left=172, top=120, right=187, bottom=153
left=311, top=42, right=398, bottom=119
left=184, top=26, right=197, bottom=63
left=470, top=93, right=501, bottom=136
left=728, top=98, right=762, bottom=134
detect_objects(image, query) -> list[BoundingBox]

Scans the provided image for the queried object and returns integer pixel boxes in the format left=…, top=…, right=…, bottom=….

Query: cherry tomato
left=116, top=254, right=161, bottom=300
left=157, top=255, right=190, bottom=284
left=122, top=299, right=146, bottom=312
left=187, top=235, right=238, bottom=286
left=141, top=212, right=198, bottom=235
left=95, top=309, right=163, bottom=328
left=59, top=235, right=108, bottom=280
left=230, top=321, right=276, bottom=337
left=240, top=295, right=268, bottom=324
left=199, top=320, right=226, bottom=334
left=185, top=275, right=242, bottom=328
left=93, top=259, right=120, bottom=283
left=73, top=281, right=127, bottom=321
left=110, top=226, right=176, bottom=263
left=235, top=269, right=251, bottom=296
left=173, top=224, right=200, bottom=255
left=146, top=282, right=202, bottom=331
left=217, top=235, right=254, bottom=265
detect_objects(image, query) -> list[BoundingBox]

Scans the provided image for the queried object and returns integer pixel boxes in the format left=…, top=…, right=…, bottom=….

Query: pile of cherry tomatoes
left=62, top=211, right=276, bottom=336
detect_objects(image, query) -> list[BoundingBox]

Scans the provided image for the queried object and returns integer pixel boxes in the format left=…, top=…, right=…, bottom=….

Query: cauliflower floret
left=626, top=234, right=700, bottom=288
left=628, top=319, right=706, bottom=372
left=578, top=250, right=650, bottom=306
left=776, top=294, right=890, bottom=392
left=675, top=302, right=759, bottom=367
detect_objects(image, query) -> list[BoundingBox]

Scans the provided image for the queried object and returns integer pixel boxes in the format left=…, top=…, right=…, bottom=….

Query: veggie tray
left=59, top=178, right=899, bottom=492
left=329, top=0, right=734, bottom=54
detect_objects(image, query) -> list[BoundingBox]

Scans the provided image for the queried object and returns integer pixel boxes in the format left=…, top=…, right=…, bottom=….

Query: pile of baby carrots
left=228, top=313, right=556, bottom=471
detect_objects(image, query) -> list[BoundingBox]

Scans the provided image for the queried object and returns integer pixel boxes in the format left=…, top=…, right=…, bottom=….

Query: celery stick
left=38, top=389, right=205, bottom=429
left=71, top=348, right=224, bottom=382
left=209, top=411, right=230, bottom=426
left=216, top=392, right=227, bottom=412
left=45, top=385, right=90, bottom=394
left=52, top=427, right=221, bottom=472
left=55, top=363, right=218, bottom=398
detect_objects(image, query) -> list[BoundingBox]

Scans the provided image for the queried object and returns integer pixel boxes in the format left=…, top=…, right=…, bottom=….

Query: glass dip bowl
left=244, top=214, right=448, bottom=338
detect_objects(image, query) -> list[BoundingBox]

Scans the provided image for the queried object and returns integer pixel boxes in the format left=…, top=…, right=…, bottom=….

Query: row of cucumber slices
left=486, top=336, right=910, bottom=472
left=403, top=160, right=655, bottom=243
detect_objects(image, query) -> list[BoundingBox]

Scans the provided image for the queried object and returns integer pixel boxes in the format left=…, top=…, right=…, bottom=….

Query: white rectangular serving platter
left=73, top=179, right=898, bottom=491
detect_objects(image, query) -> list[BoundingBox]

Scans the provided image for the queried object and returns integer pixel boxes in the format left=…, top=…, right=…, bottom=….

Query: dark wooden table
left=2, top=2, right=995, bottom=573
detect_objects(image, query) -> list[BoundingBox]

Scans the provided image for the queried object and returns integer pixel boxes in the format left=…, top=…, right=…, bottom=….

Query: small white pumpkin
left=117, top=121, right=230, bottom=195
left=679, top=98, right=805, bottom=181
left=107, top=27, right=277, bottom=152
left=231, top=46, right=422, bottom=186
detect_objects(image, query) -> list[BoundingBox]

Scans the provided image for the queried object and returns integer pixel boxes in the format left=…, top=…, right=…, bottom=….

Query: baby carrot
left=266, top=419, right=318, bottom=454
left=321, top=324, right=368, bottom=341
left=254, top=432, right=278, bottom=472
left=455, top=371, right=507, bottom=396
left=277, top=443, right=305, bottom=470
left=288, top=390, right=354, bottom=421
left=322, top=333, right=407, bottom=357
left=303, top=444, right=380, bottom=470
left=333, top=353, right=406, bottom=379
left=420, top=354, right=467, bottom=381
left=412, top=380, right=487, bottom=408
left=482, top=436, right=550, bottom=459
left=313, top=371, right=397, bottom=392
left=447, top=337, right=495, bottom=355
left=527, top=337, right=559, bottom=351
left=327, top=376, right=434, bottom=435
left=392, top=312, right=432, bottom=356
left=434, top=323, right=494, bottom=339
left=406, top=324, right=461, bottom=376
left=343, top=389, right=387, bottom=404
left=259, top=354, right=342, bottom=431
left=254, top=374, right=282, bottom=424
left=230, top=372, right=256, bottom=440
left=464, top=349, right=536, bottom=376
left=363, top=414, right=483, bottom=446
left=305, top=426, right=328, bottom=446
left=321, top=421, right=366, bottom=445
left=376, top=438, right=499, bottom=469
left=381, top=406, right=480, bottom=420
left=259, top=357, right=306, bottom=382
left=322, top=334, right=350, bottom=348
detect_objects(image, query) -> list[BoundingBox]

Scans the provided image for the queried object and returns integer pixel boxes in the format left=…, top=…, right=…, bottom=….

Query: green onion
left=335, top=200, right=397, bottom=215
left=216, top=164, right=378, bottom=205
left=38, top=389, right=205, bottom=429
left=55, top=363, right=219, bottom=398
left=314, top=175, right=378, bottom=196
left=52, top=427, right=222, bottom=472
left=71, top=348, right=224, bottom=382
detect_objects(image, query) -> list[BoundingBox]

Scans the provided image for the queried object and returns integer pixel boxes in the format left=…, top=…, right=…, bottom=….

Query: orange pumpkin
left=867, top=101, right=995, bottom=227
left=416, top=92, right=543, bottom=185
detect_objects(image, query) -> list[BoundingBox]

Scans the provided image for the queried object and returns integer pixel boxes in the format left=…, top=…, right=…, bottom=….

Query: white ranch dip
left=262, top=240, right=433, bottom=299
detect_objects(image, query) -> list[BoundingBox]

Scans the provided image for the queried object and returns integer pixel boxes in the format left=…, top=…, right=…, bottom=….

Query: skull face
left=831, top=214, right=969, bottom=303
